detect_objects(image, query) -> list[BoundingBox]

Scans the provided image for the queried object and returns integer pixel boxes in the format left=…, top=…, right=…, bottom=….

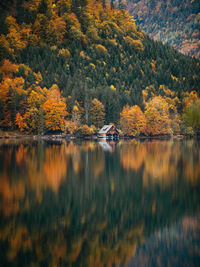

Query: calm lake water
left=0, top=138, right=200, bottom=267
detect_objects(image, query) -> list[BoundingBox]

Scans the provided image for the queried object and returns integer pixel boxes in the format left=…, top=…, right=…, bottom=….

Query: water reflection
left=128, top=216, right=200, bottom=267
left=0, top=139, right=200, bottom=266
left=120, top=139, right=200, bottom=188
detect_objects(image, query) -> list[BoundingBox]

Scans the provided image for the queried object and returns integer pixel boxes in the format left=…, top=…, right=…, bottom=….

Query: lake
left=0, top=138, right=200, bottom=267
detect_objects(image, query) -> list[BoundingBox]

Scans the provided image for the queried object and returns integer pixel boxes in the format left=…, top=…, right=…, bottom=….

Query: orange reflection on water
left=0, top=142, right=69, bottom=214
left=0, top=141, right=107, bottom=216
left=0, top=139, right=200, bottom=266
left=143, top=141, right=180, bottom=187
left=120, top=139, right=200, bottom=188
left=92, top=147, right=105, bottom=178
left=120, top=140, right=147, bottom=171
left=181, top=140, right=200, bottom=186
left=43, top=145, right=68, bottom=192
left=0, top=173, right=25, bottom=216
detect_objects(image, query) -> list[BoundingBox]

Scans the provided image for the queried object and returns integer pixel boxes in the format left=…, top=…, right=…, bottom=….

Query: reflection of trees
left=43, top=145, right=68, bottom=192
left=120, top=140, right=147, bottom=171
left=0, top=142, right=69, bottom=213
left=0, top=141, right=106, bottom=216
left=0, top=174, right=25, bottom=216
left=91, top=147, right=105, bottom=178
left=87, top=224, right=144, bottom=267
left=120, top=140, right=180, bottom=187
left=143, top=141, right=180, bottom=187
left=181, top=140, right=200, bottom=185
left=0, top=139, right=200, bottom=266
left=120, top=140, right=200, bottom=188
left=130, top=216, right=200, bottom=267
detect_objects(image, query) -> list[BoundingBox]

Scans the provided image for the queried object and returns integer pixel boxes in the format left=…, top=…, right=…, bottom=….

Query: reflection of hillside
left=0, top=218, right=144, bottom=267
left=127, top=216, right=200, bottom=267
left=87, top=224, right=144, bottom=267
left=0, top=139, right=200, bottom=266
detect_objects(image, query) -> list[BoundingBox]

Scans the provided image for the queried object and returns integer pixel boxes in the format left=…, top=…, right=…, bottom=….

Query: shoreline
left=0, top=131, right=190, bottom=141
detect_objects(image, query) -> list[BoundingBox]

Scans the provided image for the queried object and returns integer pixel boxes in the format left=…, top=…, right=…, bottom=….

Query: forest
left=0, top=0, right=200, bottom=136
left=125, top=0, right=200, bottom=58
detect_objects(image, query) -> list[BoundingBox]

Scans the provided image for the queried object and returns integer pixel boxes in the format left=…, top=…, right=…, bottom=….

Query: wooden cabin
left=98, top=125, right=119, bottom=139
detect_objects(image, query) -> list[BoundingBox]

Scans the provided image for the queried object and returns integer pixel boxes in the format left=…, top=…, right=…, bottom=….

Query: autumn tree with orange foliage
left=0, top=75, right=26, bottom=128
left=0, top=0, right=199, bottom=135
left=15, top=84, right=68, bottom=133
left=42, top=85, right=68, bottom=131
left=144, top=96, right=171, bottom=135
left=120, top=105, right=146, bottom=136
left=15, top=87, right=46, bottom=133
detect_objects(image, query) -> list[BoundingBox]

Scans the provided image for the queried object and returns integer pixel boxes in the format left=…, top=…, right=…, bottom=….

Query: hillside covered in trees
left=0, top=0, right=200, bottom=136
left=124, top=0, right=200, bottom=58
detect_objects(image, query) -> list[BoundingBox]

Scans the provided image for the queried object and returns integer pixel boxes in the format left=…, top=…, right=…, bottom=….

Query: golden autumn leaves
left=0, top=0, right=144, bottom=61
left=16, top=84, right=67, bottom=132
left=1, top=58, right=199, bottom=136
left=7, top=83, right=200, bottom=136
left=120, top=96, right=175, bottom=136
left=15, top=87, right=106, bottom=134
left=120, top=105, right=146, bottom=136
left=43, top=87, right=67, bottom=131
left=120, top=88, right=200, bottom=137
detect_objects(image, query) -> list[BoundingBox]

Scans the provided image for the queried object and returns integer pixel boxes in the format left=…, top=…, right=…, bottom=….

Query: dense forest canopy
left=0, top=0, right=199, bottom=135
left=122, top=0, right=200, bottom=58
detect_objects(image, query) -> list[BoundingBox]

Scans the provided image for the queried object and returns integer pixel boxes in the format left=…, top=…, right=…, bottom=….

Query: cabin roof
left=98, top=125, right=114, bottom=134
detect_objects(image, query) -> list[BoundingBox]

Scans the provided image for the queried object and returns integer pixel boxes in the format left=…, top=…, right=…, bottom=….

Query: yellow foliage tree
left=79, top=124, right=94, bottom=136
left=64, top=120, right=77, bottom=135
left=124, top=36, right=144, bottom=51
left=43, top=85, right=67, bottom=131
left=15, top=113, right=27, bottom=132
left=95, top=44, right=108, bottom=57
left=120, top=105, right=146, bottom=136
left=0, top=76, right=26, bottom=127
left=144, top=96, right=171, bottom=135
left=5, top=16, right=30, bottom=53
left=58, top=48, right=70, bottom=60
left=182, top=91, right=199, bottom=110
left=49, top=17, right=66, bottom=44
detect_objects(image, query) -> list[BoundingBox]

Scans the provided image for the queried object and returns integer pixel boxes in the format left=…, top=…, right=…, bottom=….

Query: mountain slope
left=0, top=0, right=199, bottom=133
left=124, top=0, right=200, bottom=58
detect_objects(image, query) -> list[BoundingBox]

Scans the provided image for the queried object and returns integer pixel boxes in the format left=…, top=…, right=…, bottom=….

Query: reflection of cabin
left=99, top=140, right=118, bottom=152
left=98, top=125, right=119, bottom=139
left=99, top=141, right=112, bottom=151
